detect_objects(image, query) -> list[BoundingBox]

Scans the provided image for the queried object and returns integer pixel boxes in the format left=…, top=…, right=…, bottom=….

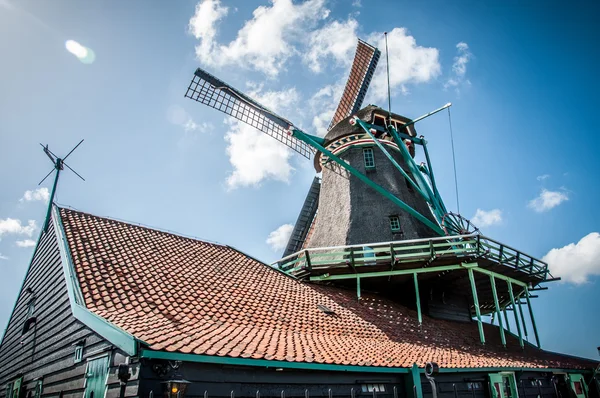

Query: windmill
left=184, top=39, right=473, bottom=257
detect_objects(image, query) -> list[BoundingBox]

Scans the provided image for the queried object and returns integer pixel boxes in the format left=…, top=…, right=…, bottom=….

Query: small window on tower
left=363, top=148, right=375, bottom=169
left=389, top=216, right=401, bottom=233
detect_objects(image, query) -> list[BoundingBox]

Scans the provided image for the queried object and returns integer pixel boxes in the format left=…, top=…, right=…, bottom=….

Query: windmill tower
left=184, top=39, right=461, bottom=256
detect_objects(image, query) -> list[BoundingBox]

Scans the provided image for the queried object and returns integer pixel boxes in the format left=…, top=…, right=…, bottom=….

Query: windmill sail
left=282, top=177, right=321, bottom=257
left=185, top=68, right=313, bottom=159
left=328, top=39, right=381, bottom=130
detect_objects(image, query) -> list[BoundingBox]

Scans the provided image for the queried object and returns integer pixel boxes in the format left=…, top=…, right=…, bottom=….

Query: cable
left=447, top=107, right=460, bottom=214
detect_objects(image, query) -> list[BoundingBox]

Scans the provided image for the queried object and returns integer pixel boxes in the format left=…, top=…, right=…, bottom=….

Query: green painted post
left=524, top=287, right=541, bottom=348
left=356, top=276, right=361, bottom=300
left=489, top=275, right=506, bottom=347
left=356, top=119, right=428, bottom=201
left=468, top=268, right=485, bottom=345
left=507, top=282, right=524, bottom=348
left=411, top=363, right=423, bottom=398
left=503, top=307, right=511, bottom=333
left=292, top=129, right=445, bottom=235
left=43, top=167, right=61, bottom=231
left=413, top=273, right=422, bottom=325
left=516, top=293, right=529, bottom=338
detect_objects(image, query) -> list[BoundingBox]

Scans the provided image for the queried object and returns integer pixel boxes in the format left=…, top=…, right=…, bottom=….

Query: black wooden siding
left=139, top=360, right=406, bottom=398
left=0, top=217, right=139, bottom=398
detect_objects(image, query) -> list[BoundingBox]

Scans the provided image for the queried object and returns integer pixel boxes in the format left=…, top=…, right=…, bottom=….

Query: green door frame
left=84, top=355, right=110, bottom=398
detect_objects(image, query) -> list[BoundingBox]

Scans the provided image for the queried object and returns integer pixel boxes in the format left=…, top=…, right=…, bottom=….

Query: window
left=361, top=384, right=386, bottom=393
left=27, top=299, right=35, bottom=317
left=467, top=383, right=483, bottom=391
left=363, top=148, right=375, bottom=169
left=573, top=382, right=583, bottom=395
left=6, top=383, right=13, bottom=398
left=74, top=343, right=84, bottom=363
left=389, top=216, right=401, bottom=233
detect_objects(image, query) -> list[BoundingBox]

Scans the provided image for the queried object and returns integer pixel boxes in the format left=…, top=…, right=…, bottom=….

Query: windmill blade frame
left=328, top=39, right=381, bottom=130
left=185, top=68, right=313, bottom=159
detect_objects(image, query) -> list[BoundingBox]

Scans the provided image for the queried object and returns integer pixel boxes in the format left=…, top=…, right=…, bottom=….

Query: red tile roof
left=59, top=207, right=595, bottom=369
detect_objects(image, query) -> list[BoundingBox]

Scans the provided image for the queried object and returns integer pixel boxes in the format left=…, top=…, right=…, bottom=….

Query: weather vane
left=38, top=139, right=85, bottom=230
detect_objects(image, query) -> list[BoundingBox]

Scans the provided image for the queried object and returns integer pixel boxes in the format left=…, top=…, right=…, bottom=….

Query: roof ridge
left=54, top=202, right=228, bottom=248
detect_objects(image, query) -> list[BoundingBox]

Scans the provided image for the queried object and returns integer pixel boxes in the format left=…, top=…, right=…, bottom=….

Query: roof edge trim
left=52, top=205, right=139, bottom=356
left=140, top=349, right=410, bottom=373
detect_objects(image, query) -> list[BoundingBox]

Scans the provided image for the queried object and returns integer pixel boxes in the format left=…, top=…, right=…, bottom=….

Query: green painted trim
left=524, top=287, right=541, bottom=348
left=438, top=367, right=596, bottom=374
left=471, top=267, right=527, bottom=287
left=292, top=129, right=445, bottom=236
left=52, top=206, right=139, bottom=356
left=411, top=363, right=423, bottom=398
left=489, top=275, right=506, bottom=347
left=140, top=349, right=411, bottom=373
left=507, top=282, right=524, bottom=348
left=468, top=268, right=485, bottom=345
left=310, top=262, right=477, bottom=281
left=413, top=273, right=422, bottom=325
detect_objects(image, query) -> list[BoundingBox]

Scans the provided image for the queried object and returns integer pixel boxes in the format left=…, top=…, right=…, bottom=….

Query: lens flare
left=65, top=40, right=95, bottom=64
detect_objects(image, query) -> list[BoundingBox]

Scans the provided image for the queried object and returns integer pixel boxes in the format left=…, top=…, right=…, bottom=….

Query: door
left=489, top=373, right=518, bottom=398
left=84, top=356, right=110, bottom=398
left=569, top=374, right=587, bottom=398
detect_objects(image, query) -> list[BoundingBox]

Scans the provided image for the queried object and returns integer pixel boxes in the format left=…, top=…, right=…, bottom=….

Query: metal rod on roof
left=503, top=306, right=511, bottom=333
left=356, top=276, right=361, bottom=300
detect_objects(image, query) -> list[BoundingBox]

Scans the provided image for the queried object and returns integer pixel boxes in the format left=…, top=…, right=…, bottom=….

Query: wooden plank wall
left=139, top=360, right=406, bottom=398
left=0, top=218, right=139, bottom=398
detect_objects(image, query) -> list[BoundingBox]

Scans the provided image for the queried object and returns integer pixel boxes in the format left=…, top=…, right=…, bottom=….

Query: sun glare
left=65, top=40, right=95, bottom=64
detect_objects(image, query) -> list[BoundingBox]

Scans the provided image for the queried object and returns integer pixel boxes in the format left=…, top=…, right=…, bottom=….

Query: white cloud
left=536, top=174, right=550, bottom=181
left=528, top=189, right=568, bottom=212
left=444, top=42, right=472, bottom=93
left=20, top=187, right=49, bottom=203
left=0, top=219, right=37, bottom=240
left=471, top=208, right=502, bottom=227
left=16, top=239, right=36, bottom=248
left=309, top=84, right=344, bottom=136
left=266, top=223, right=294, bottom=251
left=0, top=253, right=8, bottom=260
left=189, top=0, right=328, bottom=77
left=542, top=232, right=600, bottom=284
left=352, top=0, right=361, bottom=6
left=167, top=105, right=213, bottom=149
left=305, top=19, right=358, bottom=73
left=224, top=86, right=299, bottom=189
left=0, top=0, right=13, bottom=10
left=366, top=28, right=441, bottom=103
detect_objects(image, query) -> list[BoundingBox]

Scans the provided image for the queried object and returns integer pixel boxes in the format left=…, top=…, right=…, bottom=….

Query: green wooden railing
left=271, top=234, right=549, bottom=281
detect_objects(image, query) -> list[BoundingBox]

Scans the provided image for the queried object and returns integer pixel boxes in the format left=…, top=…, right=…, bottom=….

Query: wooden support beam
left=507, top=282, right=524, bottom=348
left=468, top=268, right=485, bottom=345
left=517, top=293, right=529, bottom=338
left=414, top=273, right=422, bottom=325
left=525, top=287, right=541, bottom=348
left=490, top=275, right=506, bottom=347
left=503, top=307, right=511, bottom=333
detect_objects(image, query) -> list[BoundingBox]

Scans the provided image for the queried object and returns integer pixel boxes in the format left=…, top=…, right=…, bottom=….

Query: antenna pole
left=384, top=32, right=392, bottom=124
left=43, top=163, right=62, bottom=232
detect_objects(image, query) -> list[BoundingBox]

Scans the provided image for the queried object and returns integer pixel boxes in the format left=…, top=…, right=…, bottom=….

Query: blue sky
left=1, top=0, right=599, bottom=359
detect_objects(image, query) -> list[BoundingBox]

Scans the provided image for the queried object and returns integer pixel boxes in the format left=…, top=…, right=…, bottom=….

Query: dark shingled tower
left=306, top=105, right=439, bottom=249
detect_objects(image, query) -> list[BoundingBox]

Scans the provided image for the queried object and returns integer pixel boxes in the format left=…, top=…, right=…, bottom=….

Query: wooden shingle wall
left=0, top=218, right=138, bottom=398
